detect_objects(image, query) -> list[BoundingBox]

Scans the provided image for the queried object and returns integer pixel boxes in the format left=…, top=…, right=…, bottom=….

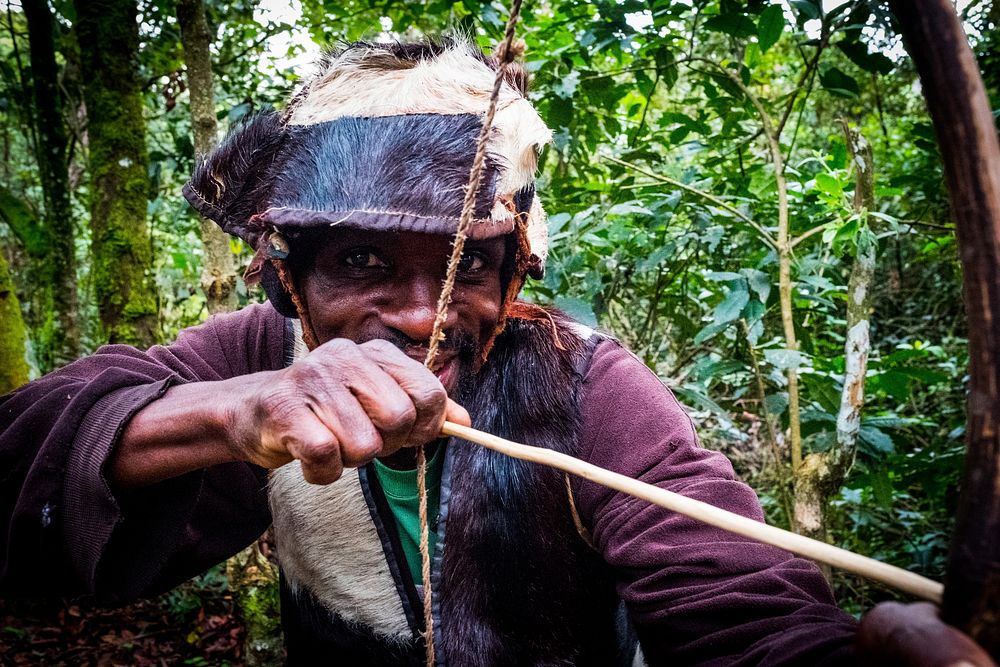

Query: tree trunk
left=22, top=0, right=80, bottom=368
left=72, top=0, right=157, bottom=347
left=891, top=0, right=1000, bottom=657
left=226, top=544, right=284, bottom=667
left=0, top=247, right=30, bottom=394
left=793, top=124, right=875, bottom=544
left=176, top=0, right=237, bottom=314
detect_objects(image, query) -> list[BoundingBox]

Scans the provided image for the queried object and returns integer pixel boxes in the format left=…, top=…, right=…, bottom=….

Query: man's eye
left=344, top=251, right=386, bottom=269
left=457, top=252, right=485, bottom=273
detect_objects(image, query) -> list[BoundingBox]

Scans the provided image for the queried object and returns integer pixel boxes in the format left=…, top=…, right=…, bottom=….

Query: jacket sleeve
left=0, top=303, right=286, bottom=603
left=574, top=338, right=858, bottom=666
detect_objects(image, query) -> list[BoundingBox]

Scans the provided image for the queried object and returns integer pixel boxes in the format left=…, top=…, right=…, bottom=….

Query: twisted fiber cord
left=418, top=4, right=524, bottom=664
left=272, top=257, right=320, bottom=351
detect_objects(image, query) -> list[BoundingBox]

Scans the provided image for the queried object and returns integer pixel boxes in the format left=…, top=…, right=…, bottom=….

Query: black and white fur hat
left=183, top=38, right=552, bottom=317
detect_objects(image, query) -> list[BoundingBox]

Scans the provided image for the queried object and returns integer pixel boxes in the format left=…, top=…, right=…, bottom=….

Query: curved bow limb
left=889, top=0, right=1000, bottom=657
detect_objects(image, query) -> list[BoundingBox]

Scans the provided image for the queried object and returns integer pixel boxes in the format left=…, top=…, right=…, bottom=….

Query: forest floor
left=0, top=565, right=246, bottom=666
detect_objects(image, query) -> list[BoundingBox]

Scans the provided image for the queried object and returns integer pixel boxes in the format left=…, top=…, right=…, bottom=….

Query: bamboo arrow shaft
left=441, top=420, right=944, bottom=603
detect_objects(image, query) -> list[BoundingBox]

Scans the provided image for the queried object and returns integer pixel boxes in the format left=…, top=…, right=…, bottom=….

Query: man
left=0, top=38, right=994, bottom=666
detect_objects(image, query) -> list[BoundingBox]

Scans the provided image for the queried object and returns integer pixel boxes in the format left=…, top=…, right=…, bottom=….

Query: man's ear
left=182, top=111, right=286, bottom=248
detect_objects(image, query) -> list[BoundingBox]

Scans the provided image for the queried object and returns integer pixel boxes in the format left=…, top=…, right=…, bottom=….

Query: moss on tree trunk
left=73, top=0, right=157, bottom=347
left=177, top=0, right=237, bottom=314
left=0, top=249, right=29, bottom=394
left=226, top=545, right=284, bottom=666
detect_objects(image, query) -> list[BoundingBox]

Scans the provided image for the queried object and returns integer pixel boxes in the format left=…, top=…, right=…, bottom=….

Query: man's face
left=299, top=228, right=507, bottom=394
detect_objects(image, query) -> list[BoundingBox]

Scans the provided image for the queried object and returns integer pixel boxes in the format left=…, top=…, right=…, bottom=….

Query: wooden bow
left=889, top=0, right=1000, bottom=657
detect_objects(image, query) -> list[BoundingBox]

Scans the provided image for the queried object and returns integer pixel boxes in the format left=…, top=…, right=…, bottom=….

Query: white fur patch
left=526, top=195, right=548, bottom=268
left=270, top=464, right=412, bottom=643
left=270, top=324, right=411, bottom=642
left=290, top=319, right=309, bottom=360
left=286, top=43, right=552, bottom=266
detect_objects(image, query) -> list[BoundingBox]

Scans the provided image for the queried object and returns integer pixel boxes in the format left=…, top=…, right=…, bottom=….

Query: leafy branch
left=607, top=156, right=779, bottom=249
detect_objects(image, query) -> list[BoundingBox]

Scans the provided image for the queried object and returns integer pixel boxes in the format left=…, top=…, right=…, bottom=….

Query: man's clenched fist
left=226, top=338, right=471, bottom=485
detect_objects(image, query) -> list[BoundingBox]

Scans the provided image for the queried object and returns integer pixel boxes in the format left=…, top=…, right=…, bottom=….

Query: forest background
left=0, top=0, right=997, bottom=664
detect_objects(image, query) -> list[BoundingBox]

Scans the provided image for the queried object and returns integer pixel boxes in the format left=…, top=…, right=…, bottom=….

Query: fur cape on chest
left=270, top=309, right=636, bottom=666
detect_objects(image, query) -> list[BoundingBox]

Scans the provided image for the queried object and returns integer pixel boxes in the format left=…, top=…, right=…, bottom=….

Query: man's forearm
left=108, top=376, right=254, bottom=490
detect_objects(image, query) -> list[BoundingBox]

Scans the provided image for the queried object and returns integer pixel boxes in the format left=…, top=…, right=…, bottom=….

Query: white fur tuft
left=270, top=464, right=413, bottom=643
left=526, top=195, right=548, bottom=267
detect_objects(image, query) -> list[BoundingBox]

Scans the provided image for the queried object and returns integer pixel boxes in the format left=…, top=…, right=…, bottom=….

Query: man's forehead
left=308, top=227, right=507, bottom=251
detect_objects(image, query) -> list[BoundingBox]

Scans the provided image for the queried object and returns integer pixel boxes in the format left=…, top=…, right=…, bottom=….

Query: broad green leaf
left=741, top=298, right=766, bottom=324
left=713, top=287, right=750, bottom=325
left=742, top=268, right=772, bottom=302
left=706, top=271, right=743, bottom=281
left=814, top=172, right=842, bottom=195
left=546, top=212, right=572, bottom=232
left=704, top=14, right=757, bottom=38
left=765, top=392, right=789, bottom=416
left=833, top=218, right=860, bottom=246
left=227, top=102, right=252, bottom=123
left=868, top=370, right=912, bottom=400
left=828, top=140, right=848, bottom=169
left=747, top=318, right=764, bottom=345
left=661, top=111, right=695, bottom=125
left=638, top=245, right=674, bottom=272
left=673, top=384, right=730, bottom=417
left=608, top=202, right=653, bottom=216
left=764, top=348, right=803, bottom=369
left=757, top=5, right=784, bottom=53
left=862, top=416, right=919, bottom=429
left=820, top=67, right=861, bottom=98
left=790, top=0, right=821, bottom=21
left=896, top=368, right=949, bottom=385
left=803, top=375, right=842, bottom=414
left=708, top=359, right=747, bottom=376
left=669, top=126, right=691, bottom=144
left=859, top=426, right=895, bottom=454
left=694, top=320, right=731, bottom=345
left=838, top=40, right=895, bottom=75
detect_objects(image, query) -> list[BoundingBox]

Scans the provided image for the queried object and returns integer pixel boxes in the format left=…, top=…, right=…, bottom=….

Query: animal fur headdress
left=183, top=38, right=552, bottom=319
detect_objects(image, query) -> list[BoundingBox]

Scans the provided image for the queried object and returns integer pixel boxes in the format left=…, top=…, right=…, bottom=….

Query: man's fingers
left=341, top=361, right=419, bottom=455
left=309, top=391, right=385, bottom=468
left=276, top=408, right=344, bottom=485
left=359, top=340, right=450, bottom=446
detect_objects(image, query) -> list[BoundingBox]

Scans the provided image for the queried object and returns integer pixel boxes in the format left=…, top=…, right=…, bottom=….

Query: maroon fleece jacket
left=0, top=303, right=857, bottom=663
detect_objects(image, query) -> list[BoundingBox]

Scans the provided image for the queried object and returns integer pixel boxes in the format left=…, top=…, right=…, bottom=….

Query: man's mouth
left=404, top=347, right=460, bottom=392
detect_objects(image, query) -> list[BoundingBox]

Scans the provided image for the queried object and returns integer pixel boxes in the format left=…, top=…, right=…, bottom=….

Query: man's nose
left=380, top=277, right=457, bottom=344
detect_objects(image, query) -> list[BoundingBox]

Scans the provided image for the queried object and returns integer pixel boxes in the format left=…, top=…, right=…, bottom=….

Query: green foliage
left=0, top=250, right=29, bottom=392
left=162, top=563, right=231, bottom=622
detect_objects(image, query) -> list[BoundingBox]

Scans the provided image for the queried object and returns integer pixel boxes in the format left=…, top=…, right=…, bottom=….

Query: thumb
left=445, top=398, right=472, bottom=428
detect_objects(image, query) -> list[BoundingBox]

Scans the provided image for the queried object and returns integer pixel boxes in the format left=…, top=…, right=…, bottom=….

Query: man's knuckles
left=373, top=400, right=418, bottom=434
left=412, top=382, right=447, bottom=408
left=339, top=430, right=384, bottom=467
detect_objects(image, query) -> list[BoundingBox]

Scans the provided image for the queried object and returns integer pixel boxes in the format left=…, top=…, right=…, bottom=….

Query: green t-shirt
left=371, top=446, right=444, bottom=583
